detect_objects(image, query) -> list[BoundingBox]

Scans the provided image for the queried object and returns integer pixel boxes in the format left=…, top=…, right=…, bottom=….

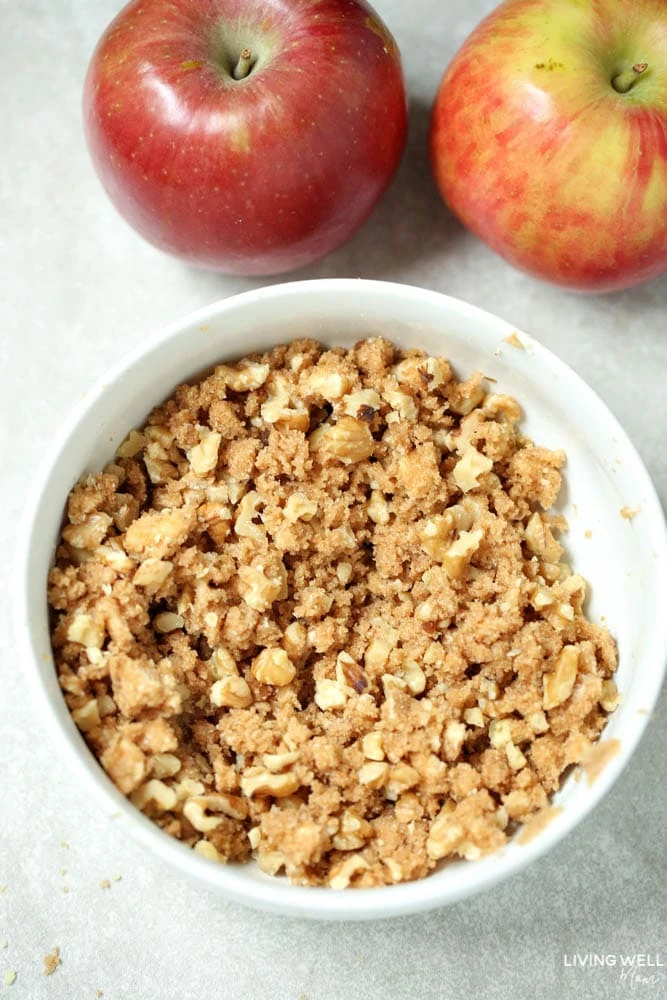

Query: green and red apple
left=84, top=0, right=407, bottom=275
left=430, top=0, right=667, bottom=292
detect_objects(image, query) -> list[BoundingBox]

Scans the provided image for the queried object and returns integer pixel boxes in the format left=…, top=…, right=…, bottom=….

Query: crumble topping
left=49, top=338, right=618, bottom=888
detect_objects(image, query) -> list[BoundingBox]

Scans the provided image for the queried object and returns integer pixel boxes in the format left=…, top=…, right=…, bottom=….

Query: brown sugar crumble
left=48, top=338, right=618, bottom=888
left=43, top=947, right=61, bottom=976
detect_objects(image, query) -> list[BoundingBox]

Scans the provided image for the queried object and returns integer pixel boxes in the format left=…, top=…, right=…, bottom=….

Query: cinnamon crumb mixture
left=48, top=338, right=618, bottom=888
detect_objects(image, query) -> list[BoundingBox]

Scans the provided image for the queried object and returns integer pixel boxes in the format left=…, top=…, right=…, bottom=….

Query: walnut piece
left=251, top=648, right=296, bottom=687
left=311, top=416, right=374, bottom=464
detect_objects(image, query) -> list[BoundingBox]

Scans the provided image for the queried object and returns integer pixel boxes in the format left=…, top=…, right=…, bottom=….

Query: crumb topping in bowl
left=48, top=338, right=617, bottom=888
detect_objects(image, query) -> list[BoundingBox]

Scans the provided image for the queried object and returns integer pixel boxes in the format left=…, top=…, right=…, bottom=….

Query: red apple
left=84, top=0, right=407, bottom=275
left=430, top=0, right=667, bottom=292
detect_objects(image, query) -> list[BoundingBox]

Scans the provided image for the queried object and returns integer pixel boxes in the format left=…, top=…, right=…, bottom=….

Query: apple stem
left=232, top=48, right=253, bottom=81
left=611, top=62, right=648, bottom=94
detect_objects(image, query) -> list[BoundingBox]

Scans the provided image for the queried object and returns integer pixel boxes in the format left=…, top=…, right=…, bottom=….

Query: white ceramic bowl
left=18, top=279, right=667, bottom=920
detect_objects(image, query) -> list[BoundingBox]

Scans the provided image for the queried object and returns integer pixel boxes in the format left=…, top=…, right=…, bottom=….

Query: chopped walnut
left=543, top=645, right=580, bottom=710
left=71, top=699, right=101, bottom=733
left=251, top=648, right=296, bottom=687
left=311, top=416, right=374, bottom=463
left=525, top=512, right=563, bottom=563
left=362, top=731, right=385, bottom=761
left=453, top=449, right=494, bottom=492
left=240, top=768, right=300, bottom=798
left=442, top=529, right=483, bottom=580
left=130, top=778, right=178, bottom=812
left=210, top=675, right=253, bottom=708
left=188, top=427, right=222, bottom=476
left=342, top=388, right=382, bottom=419
left=284, top=492, right=318, bottom=523
left=314, top=677, right=347, bottom=710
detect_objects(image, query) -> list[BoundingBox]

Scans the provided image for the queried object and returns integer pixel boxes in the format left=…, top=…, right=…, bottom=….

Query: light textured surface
left=1, top=1, right=665, bottom=998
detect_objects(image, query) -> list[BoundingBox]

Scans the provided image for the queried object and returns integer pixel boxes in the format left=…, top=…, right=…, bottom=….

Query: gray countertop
left=1, top=1, right=665, bottom=998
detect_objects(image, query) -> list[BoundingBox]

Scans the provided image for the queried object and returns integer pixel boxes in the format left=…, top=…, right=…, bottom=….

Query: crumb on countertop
left=4, top=970, right=16, bottom=986
left=43, top=948, right=61, bottom=977
left=620, top=505, right=640, bottom=520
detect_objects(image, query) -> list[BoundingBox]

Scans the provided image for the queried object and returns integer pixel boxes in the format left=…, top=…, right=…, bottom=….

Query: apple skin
left=430, top=0, right=667, bottom=292
left=84, top=0, right=407, bottom=275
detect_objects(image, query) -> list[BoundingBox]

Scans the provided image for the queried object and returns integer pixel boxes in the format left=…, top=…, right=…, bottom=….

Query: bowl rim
left=16, top=278, right=667, bottom=920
